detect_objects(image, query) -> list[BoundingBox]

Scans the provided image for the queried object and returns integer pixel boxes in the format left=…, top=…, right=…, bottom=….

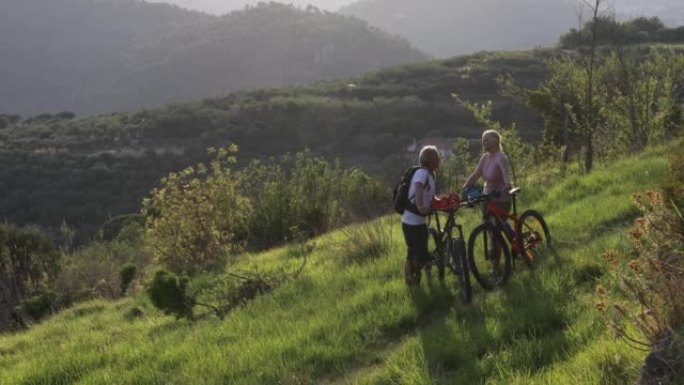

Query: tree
left=142, top=145, right=250, bottom=274
left=0, top=225, right=59, bottom=331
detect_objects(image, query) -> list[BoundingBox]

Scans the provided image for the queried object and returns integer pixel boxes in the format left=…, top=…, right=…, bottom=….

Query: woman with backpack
left=401, top=145, right=441, bottom=286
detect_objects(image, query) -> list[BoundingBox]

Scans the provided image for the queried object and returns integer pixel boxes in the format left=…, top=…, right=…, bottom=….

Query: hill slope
left=0, top=0, right=427, bottom=115
left=0, top=146, right=670, bottom=384
left=0, top=50, right=547, bottom=240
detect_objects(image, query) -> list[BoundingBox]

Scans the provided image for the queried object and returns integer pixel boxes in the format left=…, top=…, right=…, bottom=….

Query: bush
left=0, top=225, right=59, bottom=331
left=16, top=291, right=57, bottom=322
left=239, top=150, right=387, bottom=250
left=147, top=269, right=194, bottom=319
left=119, top=263, right=137, bottom=296
left=54, top=224, right=147, bottom=304
left=143, top=146, right=250, bottom=274
left=662, top=143, right=684, bottom=208
left=597, top=190, right=684, bottom=347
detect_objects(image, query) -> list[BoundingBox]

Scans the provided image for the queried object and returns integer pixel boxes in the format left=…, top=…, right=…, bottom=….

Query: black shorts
left=402, top=222, right=429, bottom=264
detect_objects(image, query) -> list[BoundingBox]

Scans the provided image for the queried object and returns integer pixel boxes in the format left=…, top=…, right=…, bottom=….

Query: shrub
left=54, top=225, right=147, bottom=304
left=143, top=145, right=250, bottom=274
left=597, top=190, right=684, bottom=348
left=119, top=263, right=137, bottom=296
left=0, top=225, right=59, bottom=331
left=239, top=150, right=387, bottom=250
left=661, top=143, right=684, bottom=208
left=147, top=269, right=194, bottom=319
left=16, top=291, right=57, bottom=322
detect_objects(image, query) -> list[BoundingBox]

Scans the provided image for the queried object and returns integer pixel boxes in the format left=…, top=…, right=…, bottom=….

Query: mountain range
left=0, top=0, right=426, bottom=115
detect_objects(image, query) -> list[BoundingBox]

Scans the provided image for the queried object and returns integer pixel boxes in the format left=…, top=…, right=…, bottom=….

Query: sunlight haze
left=146, top=0, right=355, bottom=14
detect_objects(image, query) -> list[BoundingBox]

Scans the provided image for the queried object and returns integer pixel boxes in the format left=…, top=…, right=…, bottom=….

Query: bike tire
left=428, top=229, right=446, bottom=282
left=450, top=237, right=472, bottom=303
left=467, top=222, right=511, bottom=290
left=517, top=209, right=551, bottom=269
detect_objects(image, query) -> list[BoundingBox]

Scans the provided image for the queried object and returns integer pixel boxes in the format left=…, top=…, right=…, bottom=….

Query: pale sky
left=146, top=0, right=683, bottom=26
left=146, top=0, right=356, bottom=14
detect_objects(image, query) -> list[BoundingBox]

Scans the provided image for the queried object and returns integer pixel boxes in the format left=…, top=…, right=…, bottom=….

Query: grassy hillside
left=0, top=145, right=670, bottom=384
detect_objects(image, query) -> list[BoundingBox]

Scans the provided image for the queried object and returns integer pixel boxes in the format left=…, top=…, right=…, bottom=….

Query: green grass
left=0, top=146, right=671, bottom=384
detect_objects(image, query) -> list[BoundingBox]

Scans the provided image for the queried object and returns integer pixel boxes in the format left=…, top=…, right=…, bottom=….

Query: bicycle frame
left=482, top=192, right=542, bottom=257
left=483, top=200, right=522, bottom=254
left=432, top=210, right=465, bottom=248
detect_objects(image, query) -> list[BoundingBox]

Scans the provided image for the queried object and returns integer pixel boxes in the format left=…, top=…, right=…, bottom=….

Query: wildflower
left=604, top=250, right=619, bottom=267
left=628, top=260, right=641, bottom=272
left=595, top=285, right=607, bottom=295
left=634, top=192, right=643, bottom=210
left=595, top=302, right=607, bottom=312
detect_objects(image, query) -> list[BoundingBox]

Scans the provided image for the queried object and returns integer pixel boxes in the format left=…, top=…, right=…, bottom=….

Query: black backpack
left=392, top=166, right=428, bottom=215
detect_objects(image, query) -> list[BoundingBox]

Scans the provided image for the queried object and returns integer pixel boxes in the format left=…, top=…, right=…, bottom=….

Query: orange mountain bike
left=463, top=187, right=551, bottom=290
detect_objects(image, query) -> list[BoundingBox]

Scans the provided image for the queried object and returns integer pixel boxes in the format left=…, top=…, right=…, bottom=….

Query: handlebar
left=461, top=187, right=521, bottom=207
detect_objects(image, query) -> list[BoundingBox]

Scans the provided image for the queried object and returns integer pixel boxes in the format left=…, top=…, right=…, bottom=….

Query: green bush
left=0, top=224, right=59, bottom=331
left=119, top=263, right=137, bottom=297
left=147, top=269, right=194, bottom=319
left=239, top=150, right=388, bottom=249
left=662, top=143, right=684, bottom=208
left=16, top=291, right=56, bottom=322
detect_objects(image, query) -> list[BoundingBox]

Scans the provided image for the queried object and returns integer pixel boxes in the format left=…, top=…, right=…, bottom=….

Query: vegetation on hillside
left=0, top=49, right=548, bottom=241
left=0, top=8, right=683, bottom=382
left=560, top=16, right=684, bottom=49
left=0, top=145, right=675, bottom=384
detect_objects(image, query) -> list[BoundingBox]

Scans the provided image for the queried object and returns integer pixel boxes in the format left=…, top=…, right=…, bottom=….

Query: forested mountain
left=0, top=0, right=426, bottom=115
left=339, top=0, right=579, bottom=57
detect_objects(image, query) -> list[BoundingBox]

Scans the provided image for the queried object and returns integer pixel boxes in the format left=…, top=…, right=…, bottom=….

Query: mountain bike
left=424, top=194, right=472, bottom=303
left=464, top=187, right=551, bottom=290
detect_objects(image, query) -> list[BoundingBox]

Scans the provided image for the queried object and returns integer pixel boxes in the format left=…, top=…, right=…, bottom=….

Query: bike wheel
left=467, top=222, right=511, bottom=290
left=427, top=229, right=446, bottom=282
left=450, top=237, right=472, bottom=303
left=517, top=209, right=551, bottom=268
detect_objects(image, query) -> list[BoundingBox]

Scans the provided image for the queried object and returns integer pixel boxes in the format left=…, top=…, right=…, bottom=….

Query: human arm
left=497, top=154, right=513, bottom=190
left=414, top=181, right=431, bottom=215
left=463, top=154, right=485, bottom=188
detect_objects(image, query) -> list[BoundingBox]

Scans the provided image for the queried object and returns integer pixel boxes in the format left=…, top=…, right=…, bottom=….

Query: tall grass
left=0, top=146, right=671, bottom=384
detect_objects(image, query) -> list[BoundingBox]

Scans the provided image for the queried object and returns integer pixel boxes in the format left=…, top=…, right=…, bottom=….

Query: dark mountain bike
left=464, top=187, right=551, bottom=290
left=424, top=194, right=472, bottom=303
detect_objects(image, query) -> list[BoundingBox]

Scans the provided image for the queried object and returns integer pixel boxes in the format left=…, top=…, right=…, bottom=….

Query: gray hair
left=418, top=145, right=440, bottom=167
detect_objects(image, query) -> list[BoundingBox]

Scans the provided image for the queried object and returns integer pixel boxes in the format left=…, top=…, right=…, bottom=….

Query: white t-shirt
left=401, top=168, right=436, bottom=225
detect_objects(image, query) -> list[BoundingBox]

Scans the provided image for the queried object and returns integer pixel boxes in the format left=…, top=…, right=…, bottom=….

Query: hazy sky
left=146, top=0, right=683, bottom=26
left=146, top=0, right=356, bottom=14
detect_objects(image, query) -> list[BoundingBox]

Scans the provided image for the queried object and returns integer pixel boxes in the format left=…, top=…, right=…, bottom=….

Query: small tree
left=143, top=145, right=250, bottom=274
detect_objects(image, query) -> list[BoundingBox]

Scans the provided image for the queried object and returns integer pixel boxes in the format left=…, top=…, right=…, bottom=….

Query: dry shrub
left=598, top=190, right=684, bottom=346
left=597, top=189, right=684, bottom=384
